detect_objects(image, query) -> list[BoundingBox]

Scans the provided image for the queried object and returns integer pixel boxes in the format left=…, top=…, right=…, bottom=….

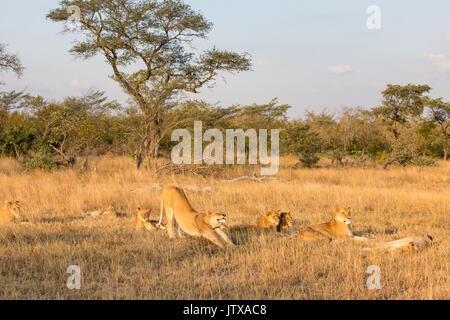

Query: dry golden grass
left=0, top=156, right=448, bottom=299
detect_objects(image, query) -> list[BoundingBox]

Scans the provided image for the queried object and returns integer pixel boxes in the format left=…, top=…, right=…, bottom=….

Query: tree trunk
left=445, top=132, right=449, bottom=161
left=151, top=115, right=162, bottom=159
left=135, top=151, right=143, bottom=170
left=136, top=135, right=150, bottom=171
left=393, top=128, right=399, bottom=140
left=136, top=116, right=162, bottom=171
left=383, top=158, right=397, bottom=170
left=148, top=117, right=161, bottom=171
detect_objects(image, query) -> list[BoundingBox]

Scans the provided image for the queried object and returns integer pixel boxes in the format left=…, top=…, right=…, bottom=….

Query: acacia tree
left=47, top=0, right=251, bottom=169
left=0, top=90, right=29, bottom=113
left=0, top=44, right=25, bottom=121
left=230, top=98, right=291, bottom=129
left=0, top=43, right=24, bottom=80
left=0, top=44, right=29, bottom=157
left=27, top=91, right=119, bottom=165
left=373, top=84, right=431, bottom=140
left=373, top=84, right=431, bottom=168
left=425, top=97, right=450, bottom=160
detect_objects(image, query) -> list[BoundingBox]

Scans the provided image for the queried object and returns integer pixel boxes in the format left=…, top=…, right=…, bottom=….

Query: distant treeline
left=1, top=1, right=448, bottom=171
left=0, top=83, right=448, bottom=170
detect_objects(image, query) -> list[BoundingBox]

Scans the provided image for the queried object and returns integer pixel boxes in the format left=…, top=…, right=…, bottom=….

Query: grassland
left=0, top=156, right=448, bottom=299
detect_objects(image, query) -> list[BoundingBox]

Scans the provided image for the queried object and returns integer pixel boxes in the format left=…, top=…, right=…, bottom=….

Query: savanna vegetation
left=0, top=156, right=448, bottom=299
left=0, top=0, right=448, bottom=172
left=0, top=0, right=448, bottom=300
left=1, top=85, right=448, bottom=172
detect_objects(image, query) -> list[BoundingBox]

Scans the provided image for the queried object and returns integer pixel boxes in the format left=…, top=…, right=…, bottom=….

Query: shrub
left=0, top=126, right=35, bottom=158
left=282, top=123, right=323, bottom=168
left=24, top=156, right=57, bottom=171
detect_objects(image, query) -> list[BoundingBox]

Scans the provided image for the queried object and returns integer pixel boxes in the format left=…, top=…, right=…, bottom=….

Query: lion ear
left=346, top=207, right=352, bottom=211
left=137, top=207, right=141, bottom=211
left=206, top=210, right=213, bottom=216
left=334, top=208, right=341, bottom=213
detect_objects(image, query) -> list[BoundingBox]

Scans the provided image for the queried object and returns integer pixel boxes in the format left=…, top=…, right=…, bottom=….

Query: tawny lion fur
left=297, top=208, right=367, bottom=241
left=277, top=211, right=294, bottom=233
left=0, top=201, right=25, bottom=226
left=363, top=236, right=433, bottom=254
left=136, top=208, right=165, bottom=232
left=158, top=186, right=234, bottom=248
left=86, top=205, right=126, bottom=219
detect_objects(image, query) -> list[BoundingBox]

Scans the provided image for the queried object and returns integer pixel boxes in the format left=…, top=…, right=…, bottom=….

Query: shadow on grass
left=39, top=216, right=86, bottom=224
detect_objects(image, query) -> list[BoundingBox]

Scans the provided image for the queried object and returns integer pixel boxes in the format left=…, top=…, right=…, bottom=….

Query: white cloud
left=69, top=79, right=89, bottom=88
left=324, top=65, right=353, bottom=74
left=424, top=53, right=450, bottom=72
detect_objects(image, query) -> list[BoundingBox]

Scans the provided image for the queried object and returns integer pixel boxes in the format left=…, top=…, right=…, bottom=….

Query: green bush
left=282, top=124, right=323, bottom=168
left=24, top=156, right=57, bottom=171
left=0, top=126, right=35, bottom=157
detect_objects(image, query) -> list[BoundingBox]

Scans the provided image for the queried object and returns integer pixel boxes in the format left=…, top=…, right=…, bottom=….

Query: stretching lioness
left=0, top=201, right=25, bottom=225
left=297, top=208, right=367, bottom=241
left=158, top=186, right=234, bottom=248
left=136, top=208, right=165, bottom=231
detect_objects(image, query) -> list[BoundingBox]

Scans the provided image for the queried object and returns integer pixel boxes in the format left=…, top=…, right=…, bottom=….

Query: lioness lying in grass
left=297, top=208, right=367, bottom=241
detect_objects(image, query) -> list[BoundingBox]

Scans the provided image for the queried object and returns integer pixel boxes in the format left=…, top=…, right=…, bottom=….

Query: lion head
left=334, top=207, right=352, bottom=225
left=206, top=210, right=227, bottom=230
left=277, top=211, right=293, bottom=231
left=264, top=210, right=281, bottom=226
left=5, top=201, right=21, bottom=220
left=103, top=205, right=119, bottom=216
left=137, top=207, right=152, bottom=222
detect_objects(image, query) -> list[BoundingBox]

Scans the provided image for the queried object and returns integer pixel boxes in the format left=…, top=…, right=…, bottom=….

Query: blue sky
left=0, top=0, right=449, bottom=118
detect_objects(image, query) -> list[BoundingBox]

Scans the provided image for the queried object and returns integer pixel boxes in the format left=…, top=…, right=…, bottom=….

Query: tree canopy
left=47, top=0, right=251, bottom=168
left=0, top=43, right=24, bottom=82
